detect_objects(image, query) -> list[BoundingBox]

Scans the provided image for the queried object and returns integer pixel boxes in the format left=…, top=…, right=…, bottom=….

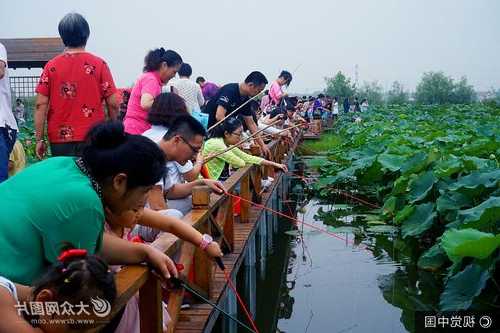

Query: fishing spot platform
left=91, top=129, right=320, bottom=333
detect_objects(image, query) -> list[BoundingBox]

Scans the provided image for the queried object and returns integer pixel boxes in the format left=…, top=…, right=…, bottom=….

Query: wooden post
left=223, top=198, right=234, bottom=250
left=192, top=185, right=211, bottom=209
left=250, top=165, right=262, bottom=203
left=240, top=172, right=251, bottom=223
left=193, top=222, right=212, bottom=294
left=166, top=242, right=196, bottom=333
left=139, top=274, right=163, bottom=333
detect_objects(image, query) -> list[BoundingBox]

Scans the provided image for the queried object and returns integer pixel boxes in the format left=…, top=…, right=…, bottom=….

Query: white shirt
left=0, top=276, right=18, bottom=302
left=332, top=101, right=339, bottom=115
left=142, top=125, right=194, bottom=191
left=0, top=43, right=17, bottom=130
left=165, top=77, right=205, bottom=112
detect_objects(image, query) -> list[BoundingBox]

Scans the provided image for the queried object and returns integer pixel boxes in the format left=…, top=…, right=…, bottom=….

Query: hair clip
left=58, top=249, right=88, bottom=262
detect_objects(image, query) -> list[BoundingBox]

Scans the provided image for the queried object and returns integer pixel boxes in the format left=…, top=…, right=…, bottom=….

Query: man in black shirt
left=205, top=71, right=270, bottom=157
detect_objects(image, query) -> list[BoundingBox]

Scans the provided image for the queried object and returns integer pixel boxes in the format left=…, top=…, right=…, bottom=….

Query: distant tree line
left=323, top=71, right=484, bottom=106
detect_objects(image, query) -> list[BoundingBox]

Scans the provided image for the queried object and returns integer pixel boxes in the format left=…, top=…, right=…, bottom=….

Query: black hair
left=58, top=13, right=90, bottom=48
left=279, top=70, right=293, bottom=86
left=195, top=76, right=205, bottom=84
left=318, top=93, right=325, bottom=99
left=244, top=71, right=268, bottom=86
left=163, top=115, right=207, bottom=141
left=213, top=117, right=243, bottom=138
left=178, top=63, right=192, bottom=77
left=143, top=48, right=183, bottom=72
left=32, top=246, right=115, bottom=329
left=148, top=92, right=188, bottom=128
left=82, top=121, right=166, bottom=188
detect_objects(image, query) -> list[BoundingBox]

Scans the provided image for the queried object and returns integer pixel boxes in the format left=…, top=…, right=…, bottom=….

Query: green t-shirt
left=0, top=157, right=104, bottom=285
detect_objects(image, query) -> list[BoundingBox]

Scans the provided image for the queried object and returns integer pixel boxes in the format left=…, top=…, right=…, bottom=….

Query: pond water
left=214, top=176, right=442, bottom=333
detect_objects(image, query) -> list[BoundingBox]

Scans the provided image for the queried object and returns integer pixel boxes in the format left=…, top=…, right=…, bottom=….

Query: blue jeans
left=0, top=126, right=17, bottom=183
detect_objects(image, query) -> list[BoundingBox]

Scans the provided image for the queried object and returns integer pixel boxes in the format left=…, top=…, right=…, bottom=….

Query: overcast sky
left=2, top=0, right=499, bottom=94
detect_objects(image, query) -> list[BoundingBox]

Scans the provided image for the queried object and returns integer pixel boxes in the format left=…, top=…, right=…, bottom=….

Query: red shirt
left=36, top=52, right=117, bottom=143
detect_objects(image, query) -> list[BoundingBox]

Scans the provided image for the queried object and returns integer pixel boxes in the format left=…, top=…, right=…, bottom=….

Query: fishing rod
left=169, top=276, right=257, bottom=333
left=203, top=118, right=282, bottom=164
left=207, top=90, right=266, bottom=133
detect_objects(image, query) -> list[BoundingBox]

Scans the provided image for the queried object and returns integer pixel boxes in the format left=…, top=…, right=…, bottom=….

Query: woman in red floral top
left=35, top=12, right=119, bottom=158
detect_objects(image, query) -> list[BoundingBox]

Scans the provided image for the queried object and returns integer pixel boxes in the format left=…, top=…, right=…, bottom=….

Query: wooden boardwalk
left=175, top=171, right=287, bottom=332
left=98, top=130, right=319, bottom=333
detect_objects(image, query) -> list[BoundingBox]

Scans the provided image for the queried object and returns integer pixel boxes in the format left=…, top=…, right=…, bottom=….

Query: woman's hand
left=205, top=242, right=224, bottom=258
left=35, top=140, right=47, bottom=159
left=274, top=163, right=288, bottom=172
left=202, top=179, right=226, bottom=194
left=145, top=246, right=178, bottom=280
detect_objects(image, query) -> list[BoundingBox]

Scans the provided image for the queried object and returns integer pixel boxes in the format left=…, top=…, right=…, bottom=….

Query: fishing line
left=170, top=276, right=256, bottom=333
left=223, top=191, right=370, bottom=253
left=214, top=258, right=261, bottom=333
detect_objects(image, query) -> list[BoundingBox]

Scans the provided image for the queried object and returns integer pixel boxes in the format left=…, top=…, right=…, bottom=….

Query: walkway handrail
left=91, top=136, right=293, bottom=332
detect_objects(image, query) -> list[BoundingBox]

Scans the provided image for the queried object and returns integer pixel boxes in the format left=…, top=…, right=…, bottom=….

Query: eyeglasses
left=180, top=136, right=201, bottom=154
left=230, top=131, right=243, bottom=137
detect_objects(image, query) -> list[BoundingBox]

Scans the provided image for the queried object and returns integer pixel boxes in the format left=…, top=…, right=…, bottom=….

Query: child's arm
left=138, top=208, right=223, bottom=258
left=0, top=288, right=43, bottom=333
left=148, top=185, right=167, bottom=210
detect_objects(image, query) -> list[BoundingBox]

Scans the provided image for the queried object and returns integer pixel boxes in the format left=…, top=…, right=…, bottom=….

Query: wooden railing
left=93, top=136, right=294, bottom=332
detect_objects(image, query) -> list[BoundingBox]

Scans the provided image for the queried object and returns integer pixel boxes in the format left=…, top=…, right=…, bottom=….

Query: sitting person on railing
left=0, top=121, right=180, bottom=286
left=203, top=118, right=288, bottom=181
left=143, top=92, right=204, bottom=183
left=139, top=115, right=225, bottom=217
left=0, top=246, right=116, bottom=333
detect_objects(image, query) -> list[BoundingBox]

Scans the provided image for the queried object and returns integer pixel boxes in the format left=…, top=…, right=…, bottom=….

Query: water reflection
left=214, top=195, right=444, bottom=333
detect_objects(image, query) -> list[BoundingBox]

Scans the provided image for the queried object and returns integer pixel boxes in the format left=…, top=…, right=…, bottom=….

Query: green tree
left=324, top=71, right=356, bottom=98
left=387, top=81, right=409, bottom=105
left=451, top=76, right=477, bottom=104
left=415, top=72, right=454, bottom=104
left=415, top=72, right=477, bottom=105
left=358, top=80, right=384, bottom=105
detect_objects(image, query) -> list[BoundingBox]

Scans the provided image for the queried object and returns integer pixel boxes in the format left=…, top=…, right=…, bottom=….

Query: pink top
left=269, top=81, right=284, bottom=105
left=123, top=71, right=163, bottom=134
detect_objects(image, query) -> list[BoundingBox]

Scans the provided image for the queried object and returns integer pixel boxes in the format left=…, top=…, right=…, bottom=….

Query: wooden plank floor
left=175, top=173, right=283, bottom=333
left=303, top=132, right=321, bottom=140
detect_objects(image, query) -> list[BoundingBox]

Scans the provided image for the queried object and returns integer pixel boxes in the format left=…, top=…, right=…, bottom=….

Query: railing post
left=223, top=198, right=234, bottom=250
left=240, top=171, right=251, bottom=223
left=193, top=222, right=213, bottom=294
left=139, top=273, right=163, bottom=333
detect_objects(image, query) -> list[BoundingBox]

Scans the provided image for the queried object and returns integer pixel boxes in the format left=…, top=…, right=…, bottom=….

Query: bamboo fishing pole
left=255, top=121, right=306, bottom=140
left=207, top=90, right=266, bottom=133
left=203, top=119, right=282, bottom=164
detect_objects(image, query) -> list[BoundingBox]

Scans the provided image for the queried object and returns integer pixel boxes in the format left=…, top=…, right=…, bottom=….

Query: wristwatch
left=199, top=234, right=213, bottom=251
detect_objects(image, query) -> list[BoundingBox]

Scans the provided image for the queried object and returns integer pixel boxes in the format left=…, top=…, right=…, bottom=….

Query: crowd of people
left=0, top=12, right=323, bottom=333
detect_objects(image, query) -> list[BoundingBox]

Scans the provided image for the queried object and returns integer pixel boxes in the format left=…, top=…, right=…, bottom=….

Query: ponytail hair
left=143, top=47, right=183, bottom=72
left=32, top=245, right=116, bottom=328
left=212, top=117, right=243, bottom=139
left=82, top=121, right=166, bottom=189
